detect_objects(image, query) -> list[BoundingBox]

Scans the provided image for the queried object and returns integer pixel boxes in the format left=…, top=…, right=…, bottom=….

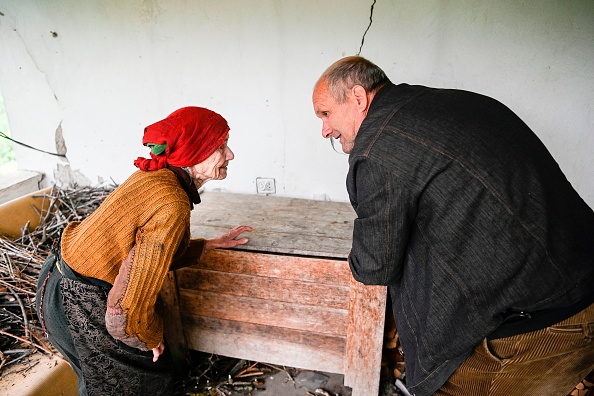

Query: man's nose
left=322, top=121, right=333, bottom=139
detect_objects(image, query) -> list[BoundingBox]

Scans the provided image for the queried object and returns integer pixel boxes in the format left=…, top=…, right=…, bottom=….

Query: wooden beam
left=180, top=289, right=348, bottom=336
left=195, top=249, right=352, bottom=285
left=184, top=316, right=346, bottom=374
left=158, top=271, right=189, bottom=372
left=178, top=268, right=350, bottom=310
left=344, top=277, right=387, bottom=395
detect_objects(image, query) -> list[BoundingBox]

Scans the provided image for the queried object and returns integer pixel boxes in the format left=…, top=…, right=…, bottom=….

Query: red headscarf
left=133, top=106, right=230, bottom=171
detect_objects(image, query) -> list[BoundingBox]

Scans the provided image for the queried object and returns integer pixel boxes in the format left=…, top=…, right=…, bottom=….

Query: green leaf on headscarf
left=147, top=143, right=167, bottom=156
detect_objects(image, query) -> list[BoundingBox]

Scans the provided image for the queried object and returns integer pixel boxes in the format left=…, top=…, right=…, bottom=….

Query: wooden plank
left=178, top=269, right=350, bottom=310
left=158, top=271, right=189, bottom=371
left=184, top=316, right=345, bottom=374
left=193, top=249, right=352, bottom=286
left=0, top=186, right=53, bottom=238
left=190, top=192, right=356, bottom=258
left=344, top=278, right=387, bottom=395
left=184, top=315, right=346, bottom=357
left=191, top=226, right=352, bottom=258
left=179, top=289, right=348, bottom=336
left=0, top=170, right=43, bottom=206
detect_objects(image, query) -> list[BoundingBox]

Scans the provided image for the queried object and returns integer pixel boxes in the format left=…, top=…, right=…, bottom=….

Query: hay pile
left=0, top=184, right=114, bottom=375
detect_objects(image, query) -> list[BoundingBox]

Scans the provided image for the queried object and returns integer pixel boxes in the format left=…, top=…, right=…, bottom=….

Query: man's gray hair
left=319, top=56, right=390, bottom=103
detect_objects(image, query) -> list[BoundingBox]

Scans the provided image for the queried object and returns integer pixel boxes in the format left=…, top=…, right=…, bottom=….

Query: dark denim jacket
left=346, top=83, right=594, bottom=395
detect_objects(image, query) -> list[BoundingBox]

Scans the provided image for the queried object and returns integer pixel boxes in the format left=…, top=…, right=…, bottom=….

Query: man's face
left=312, top=81, right=361, bottom=154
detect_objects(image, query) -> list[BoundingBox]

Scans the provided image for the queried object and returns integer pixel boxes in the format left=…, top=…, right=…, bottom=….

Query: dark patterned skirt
left=36, top=252, right=174, bottom=396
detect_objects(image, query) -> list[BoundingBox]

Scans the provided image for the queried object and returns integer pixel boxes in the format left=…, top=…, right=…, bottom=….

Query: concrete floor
left=248, top=369, right=352, bottom=396
left=176, top=352, right=354, bottom=396
left=175, top=351, right=409, bottom=396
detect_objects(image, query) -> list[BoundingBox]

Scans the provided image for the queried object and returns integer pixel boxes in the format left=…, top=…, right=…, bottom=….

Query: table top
left=190, top=192, right=356, bottom=259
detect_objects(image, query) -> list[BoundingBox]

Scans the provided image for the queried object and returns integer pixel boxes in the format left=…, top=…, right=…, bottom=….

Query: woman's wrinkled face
left=188, top=136, right=234, bottom=188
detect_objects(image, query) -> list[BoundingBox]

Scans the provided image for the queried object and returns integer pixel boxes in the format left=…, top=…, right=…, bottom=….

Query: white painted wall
left=0, top=0, right=592, bottom=205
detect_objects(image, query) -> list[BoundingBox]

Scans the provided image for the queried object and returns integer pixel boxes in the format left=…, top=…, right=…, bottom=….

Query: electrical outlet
left=256, top=177, right=275, bottom=194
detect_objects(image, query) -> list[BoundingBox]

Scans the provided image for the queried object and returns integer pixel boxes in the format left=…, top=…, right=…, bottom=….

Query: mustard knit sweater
left=61, top=168, right=204, bottom=349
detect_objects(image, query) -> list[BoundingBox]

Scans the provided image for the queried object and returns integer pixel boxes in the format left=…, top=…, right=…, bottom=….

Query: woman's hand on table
left=205, top=225, right=253, bottom=251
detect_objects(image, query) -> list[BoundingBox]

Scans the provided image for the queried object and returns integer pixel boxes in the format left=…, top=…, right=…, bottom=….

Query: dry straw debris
left=0, top=184, right=115, bottom=375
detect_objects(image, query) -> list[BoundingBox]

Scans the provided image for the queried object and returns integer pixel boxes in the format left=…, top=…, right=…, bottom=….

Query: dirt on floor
left=172, top=351, right=408, bottom=396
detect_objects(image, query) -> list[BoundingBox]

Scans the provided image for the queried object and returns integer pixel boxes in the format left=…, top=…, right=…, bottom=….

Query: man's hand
left=205, top=225, right=253, bottom=251
left=152, top=340, right=165, bottom=362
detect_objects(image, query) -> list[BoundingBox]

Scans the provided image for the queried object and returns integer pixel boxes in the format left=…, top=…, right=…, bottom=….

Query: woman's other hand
left=205, top=225, right=253, bottom=251
left=152, top=340, right=165, bottom=362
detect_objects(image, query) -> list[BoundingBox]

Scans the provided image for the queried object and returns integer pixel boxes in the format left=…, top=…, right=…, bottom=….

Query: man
left=312, top=56, right=594, bottom=396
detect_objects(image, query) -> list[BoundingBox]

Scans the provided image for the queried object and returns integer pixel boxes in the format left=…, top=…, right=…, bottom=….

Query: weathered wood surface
left=344, top=277, right=387, bottom=394
left=177, top=249, right=350, bottom=347
left=185, top=316, right=346, bottom=374
left=190, top=192, right=356, bottom=258
left=190, top=249, right=352, bottom=285
left=158, top=271, right=189, bottom=371
left=181, top=289, right=348, bottom=335
left=178, top=268, right=350, bottom=310
left=173, top=192, right=387, bottom=396
left=178, top=249, right=349, bottom=374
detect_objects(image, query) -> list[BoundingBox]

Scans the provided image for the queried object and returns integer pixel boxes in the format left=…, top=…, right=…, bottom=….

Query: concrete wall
left=0, top=0, right=592, bottom=205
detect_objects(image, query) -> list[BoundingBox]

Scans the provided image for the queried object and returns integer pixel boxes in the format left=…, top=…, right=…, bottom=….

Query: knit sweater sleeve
left=106, top=202, right=189, bottom=350
left=106, top=203, right=188, bottom=350
left=137, top=205, right=188, bottom=348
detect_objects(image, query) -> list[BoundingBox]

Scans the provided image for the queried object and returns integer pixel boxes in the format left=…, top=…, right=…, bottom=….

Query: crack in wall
left=5, top=20, right=79, bottom=186
left=357, top=0, right=377, bottom=56
left=12, top=27, right=59, bottom=103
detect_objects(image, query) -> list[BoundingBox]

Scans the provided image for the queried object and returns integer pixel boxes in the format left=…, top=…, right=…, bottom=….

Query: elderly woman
left=36, top=107, right=252, bottom=395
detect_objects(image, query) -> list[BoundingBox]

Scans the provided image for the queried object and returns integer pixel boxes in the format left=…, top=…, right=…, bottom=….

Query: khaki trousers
left=435, top=302, right=594, bottom=396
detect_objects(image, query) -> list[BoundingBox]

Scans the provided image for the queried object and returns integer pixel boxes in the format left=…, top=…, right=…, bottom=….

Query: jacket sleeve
left=347, top=158, right=414, bottom=285
left=105, top=203, right=189, bottom=350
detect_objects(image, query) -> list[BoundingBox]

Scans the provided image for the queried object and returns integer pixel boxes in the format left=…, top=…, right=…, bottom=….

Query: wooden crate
left=161, top=192, right=387, bottom=395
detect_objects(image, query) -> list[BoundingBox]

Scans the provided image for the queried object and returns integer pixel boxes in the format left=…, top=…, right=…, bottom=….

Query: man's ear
left=351, top=85, right=369, bottom=112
